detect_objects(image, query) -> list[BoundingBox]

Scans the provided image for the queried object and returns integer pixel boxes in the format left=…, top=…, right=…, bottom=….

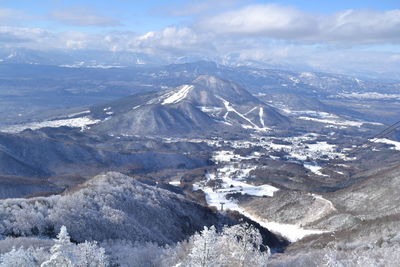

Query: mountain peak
left=88, top=75, right=289, bottom=136
left=193, top=75, right=233, bottom=89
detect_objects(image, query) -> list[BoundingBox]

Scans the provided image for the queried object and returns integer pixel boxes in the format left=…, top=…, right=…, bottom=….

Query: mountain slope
left=89, top=75, right=290, bottom=137
left=92, top=101, right=221, bottom=136
left=267, top=161, right=400, bottom=265
left=0, top=131, right=207, bottom=178
left=0, top=172, right=222, bottom=244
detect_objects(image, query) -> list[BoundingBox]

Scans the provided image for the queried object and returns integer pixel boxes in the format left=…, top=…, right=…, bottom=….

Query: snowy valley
left=0, top=61, right=399, bottom=266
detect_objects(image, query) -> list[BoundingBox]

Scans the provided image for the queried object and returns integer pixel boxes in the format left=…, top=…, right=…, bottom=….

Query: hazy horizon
left=0, top=0, right=399, bottom=78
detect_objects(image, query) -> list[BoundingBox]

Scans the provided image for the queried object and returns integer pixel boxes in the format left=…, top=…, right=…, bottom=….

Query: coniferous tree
left=41, top=225, right=75, bottom=267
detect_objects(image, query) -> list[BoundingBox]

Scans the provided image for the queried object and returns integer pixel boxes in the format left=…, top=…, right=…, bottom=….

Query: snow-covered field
left=338, top=92, right=400, bottom=100
left=371, top=138, right=400, bottom=151
left=298, top=116, right=363, bottom=127
left=194, top=150, right=278, bottom=205
left=304, top=163, right=328, bottom=176
left=0, top=116, right=101, bottom=133
left=240, top=209, right=327, bottom=242
left=281, top=108, right=383, bottom=128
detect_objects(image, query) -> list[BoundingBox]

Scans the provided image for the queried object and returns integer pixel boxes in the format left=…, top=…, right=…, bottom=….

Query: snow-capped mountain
left=89, top=75, right=290, bottom=136
left=1, top=61, right=399, bottom=130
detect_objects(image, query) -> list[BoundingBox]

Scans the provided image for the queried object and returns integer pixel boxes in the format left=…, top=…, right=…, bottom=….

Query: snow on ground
left=298, top=116, right=364, bottom=127
left=244, top=106, right=258, bottom=115
left=338, top=92, right=400, bottom=100
left=371, top=138, right=400, bottom=151
left=194, top=149, right=327, bottom=242
left=281, top=108, right=383, bottom=128
left=299, top=72, right=316, bottom=78
left=289, top=77, right=300, bottom=84
left=0, top=117, right=101, bottom=133
left=304, top=163, right=328, bottom=176
left=169, top=180, right=181, bottom=186
left=240, top=209, right=327, bottom=243
left=282, top=110, right=337, bottom=119
left=60, top=63, right=125, bottom=69
left=196, top=150, right=278, bottom=202
left=162, top=85, right=193, bottom=105
left=197, top=171, right=326, bottom=243
left=216, top=96, right=270, bottom=131
left=218, top=96, right=260, bottom=129
left=198, top=106, right=224, bottom=113
left=162, top=137, right=223, bottom=147
left=259, top=107, right=266, bottom=128
left=213, top=150, right=236, bottom=163
left=197, top=175, right=278, bottom=212
left=164, top=132, right=353, bottom=168
left=259, top=135, right=351, bottom=163
left=67, top=110, right=91, bottom=118
left=163, top=135, right=344, bottom=242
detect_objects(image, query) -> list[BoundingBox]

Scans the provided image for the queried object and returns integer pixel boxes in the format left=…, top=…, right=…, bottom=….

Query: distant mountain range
left=2, top=48, right=400, bottom=80
left=1, top=60, right=399, bottom=129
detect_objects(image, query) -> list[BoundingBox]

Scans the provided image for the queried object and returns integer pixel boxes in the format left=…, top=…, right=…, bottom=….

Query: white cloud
left=195, top=4, right=400, bottom=44
left=50, top=7, right=121, bottom=27
left=0, top=4, right=399, bottom=78
left=128, top=27, right=215, bottom=57
left=0, top=26, right=119, bottom=50
left=0, top=26, right=49, bottom=45
left=320, top=9, right=400, bottom=44
left=196, top=4, right=317, bottom=39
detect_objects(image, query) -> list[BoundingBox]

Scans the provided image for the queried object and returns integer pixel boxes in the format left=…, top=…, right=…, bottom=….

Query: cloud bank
left=196, top=4, right=400, bottom=44
left=1, top=4, right=400, bottom=77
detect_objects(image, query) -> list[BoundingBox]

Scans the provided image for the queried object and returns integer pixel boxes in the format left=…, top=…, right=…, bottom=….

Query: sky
left=1, top=0, right=400, bottom=77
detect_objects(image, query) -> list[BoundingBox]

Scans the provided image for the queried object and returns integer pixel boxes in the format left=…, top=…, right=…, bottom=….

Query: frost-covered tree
left=171, top=224, right=269, bottom=267
left=219, top=223, right=270, bottom=267
left=76, top=241, right=108, bottom=267
left=102, top=239, right=165, bottom=267
left=323, top=249, right=345, bottom=267
left=41, top=225, right=75, bottom=267
left=0, top=246, right=37, bottom=267
left=40, top=226, right=109, bottom=267
left=185, top=226, right=220, bottom=267
left=0, top=224, right=269, bottom=267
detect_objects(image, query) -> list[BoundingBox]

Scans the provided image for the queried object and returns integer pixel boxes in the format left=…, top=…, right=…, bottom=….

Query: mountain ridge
left=89, top=75, right=290, bottom=137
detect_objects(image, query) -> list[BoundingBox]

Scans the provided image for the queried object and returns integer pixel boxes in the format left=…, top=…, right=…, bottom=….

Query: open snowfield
left=0, top=116, right=101, bottom=133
